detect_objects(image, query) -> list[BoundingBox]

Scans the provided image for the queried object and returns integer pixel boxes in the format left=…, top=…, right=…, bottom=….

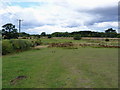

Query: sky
left=0, top=0, right=119, bottom=34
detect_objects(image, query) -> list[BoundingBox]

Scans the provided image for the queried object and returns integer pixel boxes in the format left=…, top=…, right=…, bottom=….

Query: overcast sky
left=0, top=0, right=119, bottom=34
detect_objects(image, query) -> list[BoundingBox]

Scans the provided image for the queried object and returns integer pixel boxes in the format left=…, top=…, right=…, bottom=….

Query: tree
left=105, top=28, right=117, bottom=38
left=41, top=32, right=46, bottom=36
left=2, top=23, right=18, bottom=39
left=105, top=28, right=117, bottom=33
left=2, top=23, right=15, bottom=33
left=73, top=35, right=81, bottom=40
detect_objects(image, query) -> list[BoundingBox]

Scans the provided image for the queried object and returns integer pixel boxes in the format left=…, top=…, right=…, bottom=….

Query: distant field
left=3, top=47, right=118, bottom=88
left=40, top=38, right=118, bottom=47
left=51, top=37, right=119, bottom=40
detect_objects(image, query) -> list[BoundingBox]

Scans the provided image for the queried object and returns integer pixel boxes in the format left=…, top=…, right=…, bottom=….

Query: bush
left=73, top=35, right=81, bottom=40
left=2, top=39, right=42, bottom=55
left=105, top=39, right=109, bottom=42
left=31, top=41, right=36, bottom=47
left=10, top=40, right=32, bottom=51
left=34, top=39, right=41, bottom=46
left=2, top=39, right=33, bottom=55
left=30, top=39, right=41, bottom=47
left=48, top=35, right=52, bottom=39
left=2, top=40, right=14, bottom=55
left=117, top=35, right=120, bottom=38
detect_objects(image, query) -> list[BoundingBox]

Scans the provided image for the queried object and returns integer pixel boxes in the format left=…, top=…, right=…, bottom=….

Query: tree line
left=1, top=23, right=120, bottom=39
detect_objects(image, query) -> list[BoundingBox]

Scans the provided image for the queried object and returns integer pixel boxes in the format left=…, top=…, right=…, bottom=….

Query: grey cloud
left=77, top=6, right=118, bottom=26
left=22, top=21, right=56, bottom=29
left=90, top=6, right=117, bottom=21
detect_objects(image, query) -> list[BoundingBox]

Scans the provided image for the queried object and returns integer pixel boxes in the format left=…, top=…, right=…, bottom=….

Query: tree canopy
left=2, top=23, right=18, bottom=39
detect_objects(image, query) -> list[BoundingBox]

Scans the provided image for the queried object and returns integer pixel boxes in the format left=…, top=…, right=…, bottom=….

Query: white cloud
left=93, top=22, right=118, bottom=28
left=65, top=0, right=118, bottom=10
left=0, top=0, right=118, bottom=33
left=26, top=25, right=90, bottom=34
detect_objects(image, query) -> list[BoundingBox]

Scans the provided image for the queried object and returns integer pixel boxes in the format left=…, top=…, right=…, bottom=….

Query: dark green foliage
left=105, top=28, right=117, bottom=38
left=2, top=23, right=18, bottom=39
left=30, top=34, right=40, bottom=39
left=31, top=39, right=41, bottom=47
left=117, top=34, right=120, bottom=38
left=50, top=28, right=118, bottom=38
left=105, top=28, right=117, bottom=33
left=2, top=23, right=15, bottom=32
left=1, top=23, right=119, bottom=39
left=19, top=32, right=30, bottom=37
left=10, top=40, right=32, bottom=51
left=51, top=32, right=70, bottom=37
left=2, top=40, right=14, bottom=55
left=105, top=39, right=109, bottom=42
left=2, top=40, right=34, bottom=55
left=36, top=35, right=41, bottom=38
left=41, top=32, right=46, bottom=36
left=35, top=39, right=41, bottom=46
left=73, top=35, right=81, bottom=40
left=48, top=35, right=52, bottom=38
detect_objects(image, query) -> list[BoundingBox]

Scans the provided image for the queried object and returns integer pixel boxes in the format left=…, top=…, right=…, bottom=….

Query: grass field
left=3, top=47, right=118, bottom=88
left=40, top=38, right=118, bottom=46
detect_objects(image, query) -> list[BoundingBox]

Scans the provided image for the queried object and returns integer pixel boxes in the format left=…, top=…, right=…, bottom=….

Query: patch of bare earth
left=10, top=76, right=27, bottom=85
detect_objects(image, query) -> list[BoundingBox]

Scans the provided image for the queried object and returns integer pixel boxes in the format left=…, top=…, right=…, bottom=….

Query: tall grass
left=2, top=39, right=41, bottom=55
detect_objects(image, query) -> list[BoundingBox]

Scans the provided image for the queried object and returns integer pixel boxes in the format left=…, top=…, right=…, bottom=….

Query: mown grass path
left=3, top=47, right=118, bottom=88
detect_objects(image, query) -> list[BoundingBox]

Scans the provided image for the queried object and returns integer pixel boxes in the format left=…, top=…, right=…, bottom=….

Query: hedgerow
left=2, top=40, right=14, bottom=55
left=2, top=39, right=41, bottom=55
left=10, top=40, right=32, bottom=51
left=73, top=35, right=81, bottom=40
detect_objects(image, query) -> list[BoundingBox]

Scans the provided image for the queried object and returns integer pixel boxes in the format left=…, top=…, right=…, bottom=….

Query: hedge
left=2, top=40, right=14, bottom=55
left=2, top=39, right=41, bottom=55
left=73, top=35, right=81, bottom=40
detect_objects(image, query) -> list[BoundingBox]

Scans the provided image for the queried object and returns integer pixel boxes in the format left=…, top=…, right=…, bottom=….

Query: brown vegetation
left=49, top=42, right=74, bottom=47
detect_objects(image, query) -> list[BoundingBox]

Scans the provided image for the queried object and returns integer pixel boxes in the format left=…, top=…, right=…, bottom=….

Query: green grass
left=3, top=47, right=118, bottom=88
left=40, top=38, right=118, bottom=46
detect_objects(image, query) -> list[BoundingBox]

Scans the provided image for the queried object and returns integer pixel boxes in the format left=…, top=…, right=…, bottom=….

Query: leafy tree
left=19, top=32, right=30, bottom=37
left=51, top=32, right=70, bottom=37
left=41, top=32, right=46, bottom=36
left=2, top=23, right=18, bottom=39
left=2, top=23, right=15, bottom=32
left=105, top=28, right=117, bottom=33
left=105, top=28, right=117, bottom=38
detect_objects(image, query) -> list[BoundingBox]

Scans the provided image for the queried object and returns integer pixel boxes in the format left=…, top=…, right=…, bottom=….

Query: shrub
left=105, top=39, right=109, bottom=42
left=2, top=40, right=14, bottom=55
left=31, top=41, right=36, bottom=47
left=2, top=39, right=33, bottom=55
left=25, top=40, right=33, bottom=48
left=10, top=40, right=32, bottom=51
left=2, top=39, right=42, bottom=55
left=30, top=39, right=41, bottom=47
left=117, top=35, right=120, bottom=38
left=48, top=35, right=52, bottom=39
left=34, top=39, right=41, bottom=46
left=73, top=35, right=81, bottom=40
